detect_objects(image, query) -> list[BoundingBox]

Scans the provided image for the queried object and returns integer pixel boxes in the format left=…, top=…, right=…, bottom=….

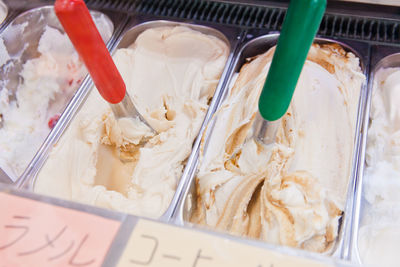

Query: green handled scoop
left=255, top=0, right=326, bottom=144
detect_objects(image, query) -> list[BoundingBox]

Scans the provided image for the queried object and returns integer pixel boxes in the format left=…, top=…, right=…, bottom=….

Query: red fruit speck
left=48, top=114, right=61, bottom=129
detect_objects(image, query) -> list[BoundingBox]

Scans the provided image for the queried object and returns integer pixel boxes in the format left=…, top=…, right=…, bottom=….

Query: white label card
left=116, top=219, right=333, bottom=267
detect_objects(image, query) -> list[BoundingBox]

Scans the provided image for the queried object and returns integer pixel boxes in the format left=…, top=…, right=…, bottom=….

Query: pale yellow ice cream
left=191, top=43, right=364, bottom=253
left=34, top=26, right=229, bottom=218
left=358, top=67, right=400, bottom=266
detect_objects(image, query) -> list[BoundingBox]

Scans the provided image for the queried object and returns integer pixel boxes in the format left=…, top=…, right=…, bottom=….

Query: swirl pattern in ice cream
left=191, top=43, right=365, bottom=252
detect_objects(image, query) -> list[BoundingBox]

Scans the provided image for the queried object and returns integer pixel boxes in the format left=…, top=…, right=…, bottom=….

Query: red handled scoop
left=54, top=0, right=154, bottom=131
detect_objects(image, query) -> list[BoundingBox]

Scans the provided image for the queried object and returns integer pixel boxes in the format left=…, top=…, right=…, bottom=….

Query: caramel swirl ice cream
left=191, top=43, right=364, bottom=252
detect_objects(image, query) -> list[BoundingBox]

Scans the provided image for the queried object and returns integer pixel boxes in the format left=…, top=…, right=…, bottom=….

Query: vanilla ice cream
left=358, top=67, right=400, bottom=266
left=191, top=43, right=364, bottom=253
left=34, top=26, right=229, bottom=218
left=0, top=12, right=112, bottom=181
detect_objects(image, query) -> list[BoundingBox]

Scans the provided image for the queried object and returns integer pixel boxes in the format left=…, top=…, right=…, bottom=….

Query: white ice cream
left=191, top=44, right=364, bottom=253
left=0, top=12, right=112, bottom=181
left=34, top=26, right=229, bottom=218
left=0, top=26, right=86, bottom=180
left=358, top=67, right=400, bottom=266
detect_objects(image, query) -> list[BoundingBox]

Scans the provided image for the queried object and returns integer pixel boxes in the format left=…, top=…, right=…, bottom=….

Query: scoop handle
left=258, top=0, right=326, bottom=121
left=54, top=0, right=125, bottom=104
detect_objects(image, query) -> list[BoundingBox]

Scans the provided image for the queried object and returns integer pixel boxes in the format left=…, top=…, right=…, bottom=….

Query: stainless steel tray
left=17, top=17, right=243, bottom=222
left=349, top=46, right=400, bottom=265
left=172, top=32, right=369, bottom=259
left=0, top=5, right=117, bottom=182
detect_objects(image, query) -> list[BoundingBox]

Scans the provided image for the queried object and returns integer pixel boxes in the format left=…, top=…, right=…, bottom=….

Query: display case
left=1, top=0, right=399, bottom=266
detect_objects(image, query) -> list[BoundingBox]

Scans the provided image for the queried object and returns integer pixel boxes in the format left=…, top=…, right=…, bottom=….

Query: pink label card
left=0, top=192, right=121, bottom=267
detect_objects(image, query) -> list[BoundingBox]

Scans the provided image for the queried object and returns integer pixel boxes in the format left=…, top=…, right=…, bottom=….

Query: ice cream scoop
left=54, top=0, right=154, bottom=133
left=255, top=0, right=326, bottom=145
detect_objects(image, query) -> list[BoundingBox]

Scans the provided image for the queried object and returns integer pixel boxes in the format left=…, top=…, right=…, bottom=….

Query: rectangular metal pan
left=349, top=45, right=400, bottom=265
left=0, top=5, right=122, bottom=183
left=173, top=32, right=369, bottom=259
left=16, top=17, right=243, bottom=222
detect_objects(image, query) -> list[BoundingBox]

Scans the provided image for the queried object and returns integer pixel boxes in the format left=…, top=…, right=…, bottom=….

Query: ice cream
left=358, top=67, right=400, bottom=266
left=190, top=43, right=364, bottom=253
left=34, top=26, right=229, bottom=218
left=0, top=12, right=112, bottom=181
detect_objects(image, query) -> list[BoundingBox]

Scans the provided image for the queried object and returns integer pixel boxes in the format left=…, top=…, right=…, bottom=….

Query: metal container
left=0, top=0, right=8, bottom=29
left=0, top=5, right=116, bottom=182
left=173, top=32, right=369, bottom=259
left=17, top=17, right=242, bottom=222
left=349, top=47, right=400, bottom=265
